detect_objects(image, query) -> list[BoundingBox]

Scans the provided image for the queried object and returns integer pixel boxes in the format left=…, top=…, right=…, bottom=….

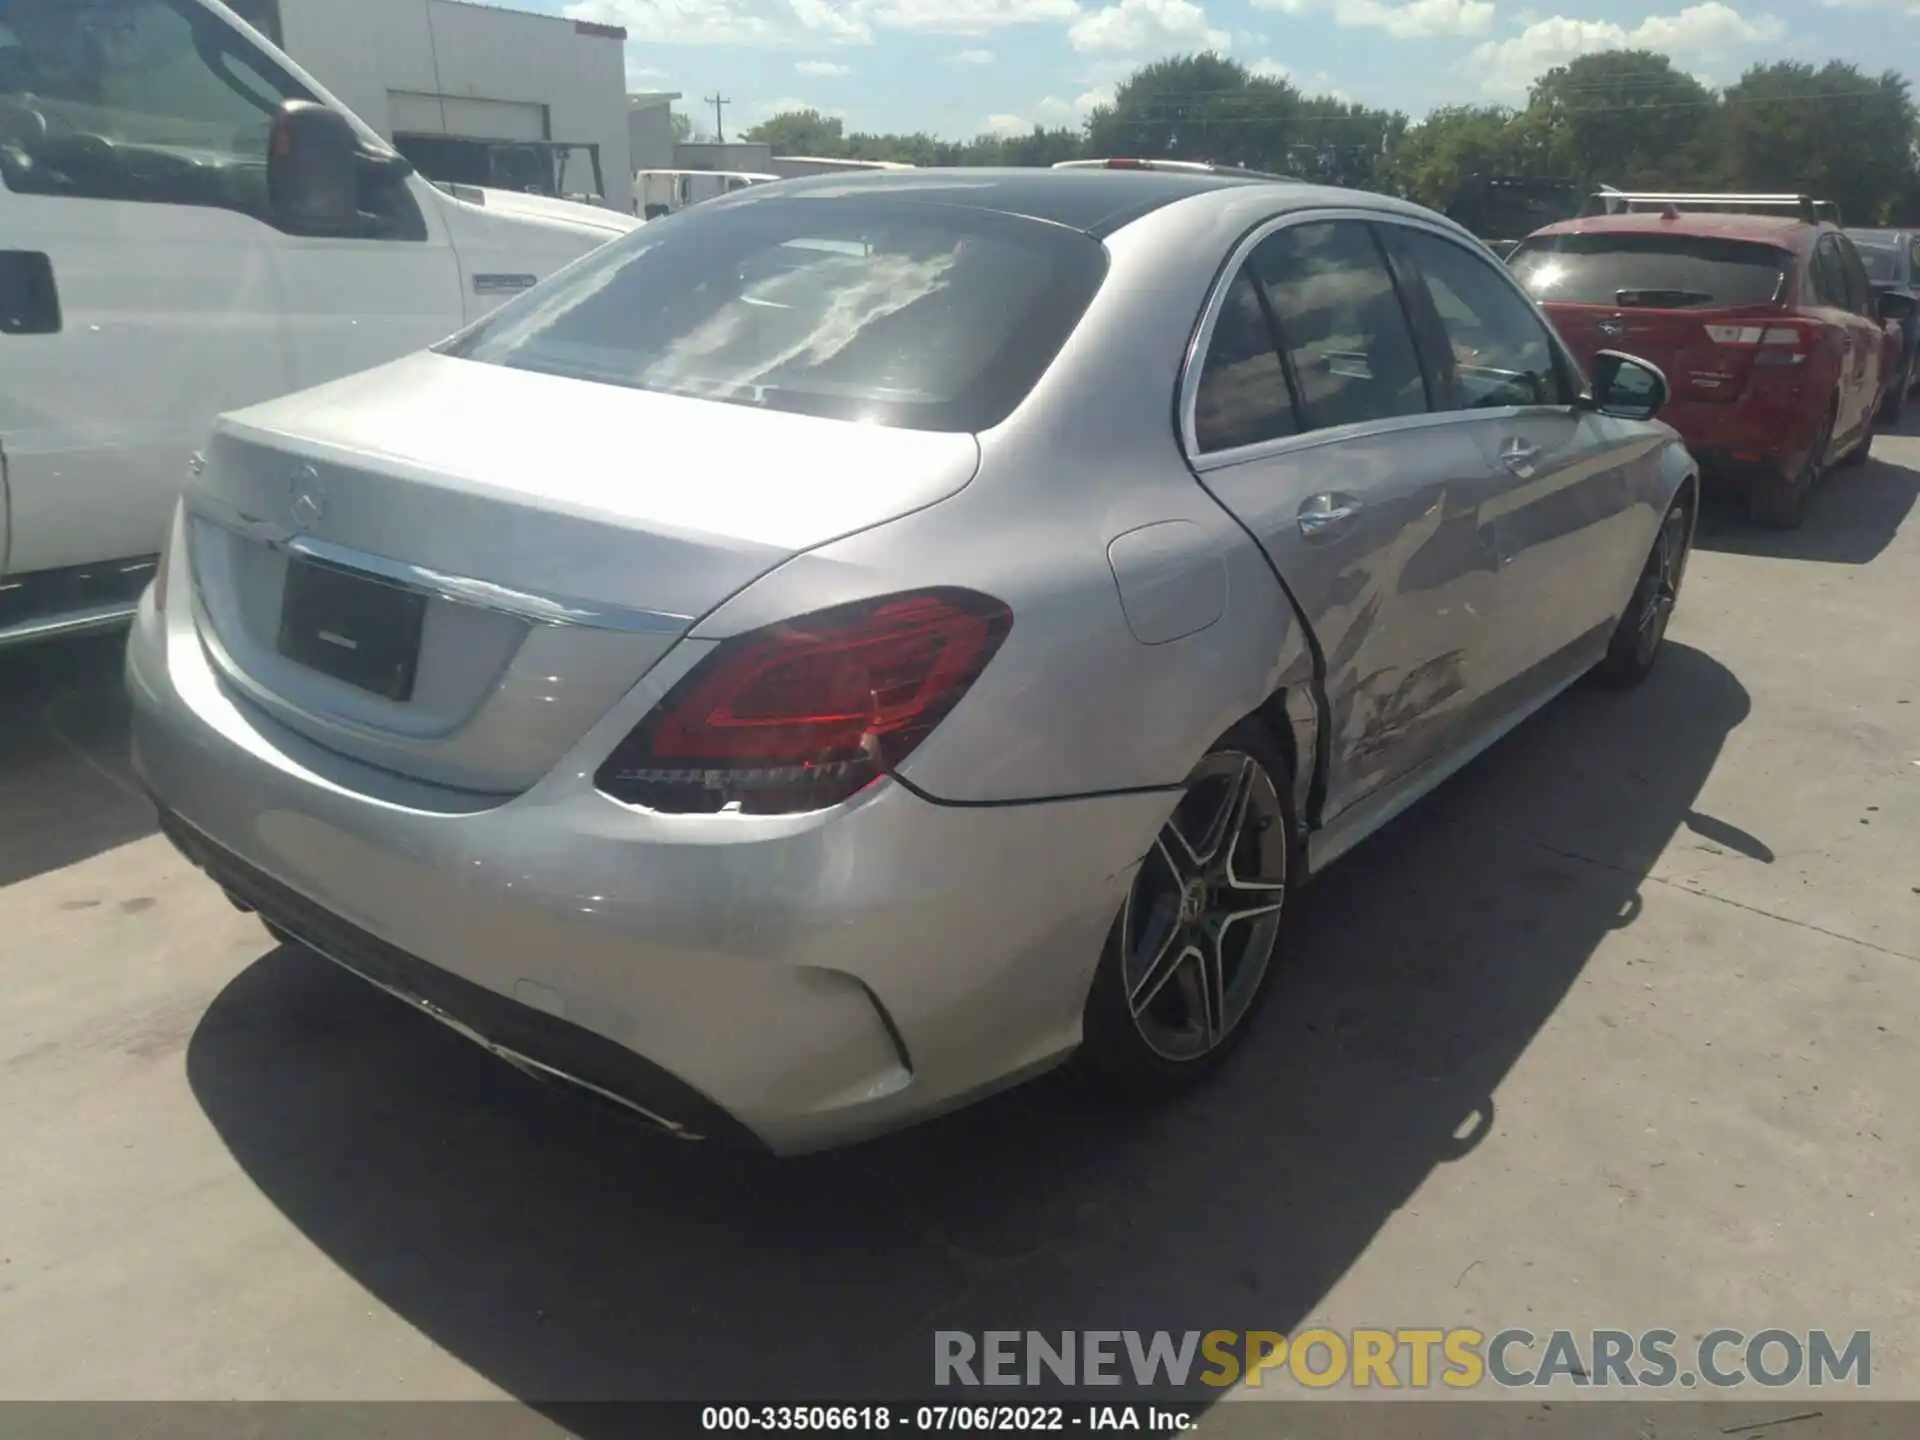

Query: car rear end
left=1511, top=220, right=1833, bottom=489
left=125, top=188, right=1168, bottom=1155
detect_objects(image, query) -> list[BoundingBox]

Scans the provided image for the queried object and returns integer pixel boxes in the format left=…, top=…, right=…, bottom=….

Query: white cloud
left=1471, top=1, right=1784, bottom=95
left=985, top=112, right=1034, bottom=134
left=1249, top=55, right=1291, bottom=76
left=1069, top=0, right=1230, bottom=54
left=1254, top=0, right=1492, bottom=31
left=788, top=0, right=875, bottom=41
left=797, top=58, right=854, bottom=73
left=871, top=0, right=1079, bottom=31
left=953, top=46, right=998, bottom=61
left=1032, top=86, right=1114, bottom=121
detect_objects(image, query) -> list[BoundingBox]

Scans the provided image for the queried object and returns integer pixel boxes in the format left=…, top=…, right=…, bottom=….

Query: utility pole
left=705, top=94, right=731, bottom=143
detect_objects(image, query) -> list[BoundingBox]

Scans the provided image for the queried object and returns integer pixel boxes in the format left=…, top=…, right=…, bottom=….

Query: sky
left=513, top=0, right=1920, bottom=141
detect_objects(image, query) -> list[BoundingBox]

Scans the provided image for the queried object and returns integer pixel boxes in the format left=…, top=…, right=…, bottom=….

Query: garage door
left=388, top=92, right=547, bottom=142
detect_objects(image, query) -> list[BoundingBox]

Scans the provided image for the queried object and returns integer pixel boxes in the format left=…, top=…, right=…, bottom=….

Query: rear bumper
left=127, top=584, right=1171, bottom=1154
left=1659, top=391, right=1823, bottom=484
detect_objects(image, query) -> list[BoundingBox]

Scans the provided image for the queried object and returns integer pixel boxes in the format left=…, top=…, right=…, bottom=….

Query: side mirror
left=268, top=100, right=362, bottom=237
left=1586, top=350, right=1668, bottom=421
left=1876, top=290, right=1915, bottom=323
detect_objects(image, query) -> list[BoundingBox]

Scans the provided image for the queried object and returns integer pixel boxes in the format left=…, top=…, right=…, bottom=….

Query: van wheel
left=1749, top=406, right=1831, bottom=529
left=1076, top=722, right=1299, bottom=1098
left=1596, top=493, right=1692, bottom=688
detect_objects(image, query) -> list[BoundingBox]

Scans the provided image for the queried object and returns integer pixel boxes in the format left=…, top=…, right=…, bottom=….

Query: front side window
left=1192, top=268, right=1298, bottom=454
left=1851, top=237, right=1900, bottom=285
left=1809, top=239, right=1847, bottom=310
left=0, top=0, right=303, bottom=216
left=1394, top=227, right=1571, bottom=409
left=441, top=194, right=1109, bottom=434
left=1250, top=220, right=1429, bottom=431
left=1833, top=234, right=1872, bottom=315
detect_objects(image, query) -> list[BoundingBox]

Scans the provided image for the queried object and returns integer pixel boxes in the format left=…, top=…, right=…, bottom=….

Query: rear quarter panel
left=685, top=192, right=1323, bottom=811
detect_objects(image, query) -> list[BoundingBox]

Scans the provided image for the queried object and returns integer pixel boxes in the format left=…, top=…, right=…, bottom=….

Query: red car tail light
left=1710, top=319, right=1820, bottom=367
left=595, top=589, right=1013, bottom=815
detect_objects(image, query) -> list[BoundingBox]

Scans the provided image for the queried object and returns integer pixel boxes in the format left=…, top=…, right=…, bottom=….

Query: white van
left=0, top=0, right=638, bottom=648
left=634, top=168, right=776, bottom=220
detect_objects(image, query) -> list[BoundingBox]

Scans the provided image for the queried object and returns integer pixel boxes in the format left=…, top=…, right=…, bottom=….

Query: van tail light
left=1707, top=320, right=1817, bottom=366
left=595, top=589, right=1013, bottom=815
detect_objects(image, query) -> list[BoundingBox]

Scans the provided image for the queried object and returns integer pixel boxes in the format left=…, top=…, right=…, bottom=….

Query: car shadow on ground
left=0, top=633, right=153, bottom=890
left=184, top=641, right=1750, bottom=1420
left=1692, top=434, right=1920, bottom=566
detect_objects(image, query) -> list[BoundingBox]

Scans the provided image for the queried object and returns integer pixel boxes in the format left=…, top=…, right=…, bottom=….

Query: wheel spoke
left=1132, top=938, right=1201, bottom=1018
left=1194, top=931, right=1225, bottom=1048
left=1193, top=756, right=1256, bottom=869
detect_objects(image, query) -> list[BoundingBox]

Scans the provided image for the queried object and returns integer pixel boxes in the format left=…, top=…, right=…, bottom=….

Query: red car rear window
left=1510, top=233, right=1792, bottom=309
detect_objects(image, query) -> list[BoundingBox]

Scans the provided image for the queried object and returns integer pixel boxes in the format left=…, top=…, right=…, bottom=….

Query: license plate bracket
left=277, top=555, right=427, bottom=702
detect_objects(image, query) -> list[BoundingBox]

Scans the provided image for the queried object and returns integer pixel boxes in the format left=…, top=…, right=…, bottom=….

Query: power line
left=705, top=93, right=731, bottom=142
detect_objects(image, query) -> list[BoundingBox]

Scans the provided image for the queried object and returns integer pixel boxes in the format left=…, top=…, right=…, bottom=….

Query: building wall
left=276, top=0, right=634, bottom=213
left=628, top=99, right=679, bottom=174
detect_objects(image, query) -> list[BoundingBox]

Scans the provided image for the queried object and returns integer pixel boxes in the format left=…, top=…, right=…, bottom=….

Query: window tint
left=1852, top=238, right=1900, bottom=284
left=1810, top=239, right=1846, bottom=309
left=442, top=195, right=1109, bottom=434
left=1395, top=227, right=1569, bottom=408
left=0, top=0, right=418, bottom=237
left=1192, top=269, right=1298, bottom=453
left=1250, top=220, right=1428, bottom=430
left=1833, top=235, right=1871, bottom=315
left=1511, top=233, right=1789, bottom=309
left=1910, top=239, right=1920, bottom=279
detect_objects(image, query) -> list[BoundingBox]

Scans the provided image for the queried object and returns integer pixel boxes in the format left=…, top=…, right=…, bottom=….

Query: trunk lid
left=1544, top=301, right=1787, bottom=404
left=185, top=352, right=981, bottom=795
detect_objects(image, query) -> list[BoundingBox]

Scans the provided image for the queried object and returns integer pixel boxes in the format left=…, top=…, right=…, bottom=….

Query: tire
left=1748, top=405, right=1831, bottom=529
left=1075, top=720, right=1299, bottom=1098
left=1595, top=492, right=1692, bottom=688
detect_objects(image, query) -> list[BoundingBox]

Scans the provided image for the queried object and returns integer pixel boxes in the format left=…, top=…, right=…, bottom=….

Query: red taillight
left=1707, top=319, right=1819, bottom=367
left=596, top=589, right=1013, bottom=815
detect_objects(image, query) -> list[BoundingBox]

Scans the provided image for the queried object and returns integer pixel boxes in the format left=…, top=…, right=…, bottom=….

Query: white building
left=230, top=0, right=635, bottom=215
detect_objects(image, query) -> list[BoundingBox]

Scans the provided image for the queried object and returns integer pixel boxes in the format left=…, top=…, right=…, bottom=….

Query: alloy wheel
left=1119, top=752, right=1288, bottom=1063
left=1632, top=503, right=1689, bottom=664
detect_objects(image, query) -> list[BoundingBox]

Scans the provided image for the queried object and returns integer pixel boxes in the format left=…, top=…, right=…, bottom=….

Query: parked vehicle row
left=1508, top=191, right=1911, bottom=528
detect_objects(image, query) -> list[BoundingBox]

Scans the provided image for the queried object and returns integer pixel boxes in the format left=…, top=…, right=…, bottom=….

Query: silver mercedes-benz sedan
left=128, top=168, right=1697, bottom=1155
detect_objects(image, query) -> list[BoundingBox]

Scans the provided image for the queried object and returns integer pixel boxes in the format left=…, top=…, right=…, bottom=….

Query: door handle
left=1499, top=437, right=1542, bottom=478
left=1296, top=494, right=1361, bottom=540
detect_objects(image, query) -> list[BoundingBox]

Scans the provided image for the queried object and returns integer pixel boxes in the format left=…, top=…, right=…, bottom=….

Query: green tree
left=1715, top=62, right=1918, bottom=224
left=669, top=111, right=693, bottom=143
left=1527, top=50, right=1717, bottom=187
left=1376, top=104, right=1540, bottom=206
left=1084, top=53, right=1400, bottom=177
left=742, top=109, right=848, bottom=156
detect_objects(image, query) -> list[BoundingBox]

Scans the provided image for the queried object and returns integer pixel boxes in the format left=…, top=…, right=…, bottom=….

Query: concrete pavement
left=0, top=430, right=1914, bottom=1415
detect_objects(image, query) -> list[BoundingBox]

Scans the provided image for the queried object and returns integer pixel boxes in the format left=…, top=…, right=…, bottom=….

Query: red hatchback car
left=1510, top=200, right=1890, bottom=527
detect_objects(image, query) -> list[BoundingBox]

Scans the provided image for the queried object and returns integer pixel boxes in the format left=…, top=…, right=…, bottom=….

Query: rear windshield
left=1851, top=238, right=1900, bottom=283
left=438, top=194, right=1107, bottom=432
left=1509, top=233, right=1790, bottom=309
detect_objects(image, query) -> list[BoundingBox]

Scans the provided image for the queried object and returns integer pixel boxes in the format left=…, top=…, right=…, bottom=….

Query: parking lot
left=1, top=430, right=1916, bottom=1412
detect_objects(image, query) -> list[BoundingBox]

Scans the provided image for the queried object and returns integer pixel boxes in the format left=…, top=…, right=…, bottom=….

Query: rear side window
left=1511, top=233, right=1790, bottom=309
left=1250, top=220, right=1428, bottom=430
left=1192, top=269, right=1299, bottom=454
left=1833, top=235, right=1872, bottom=315
left=1810, top=238, right=1847, bottom=309
left=441, top=195, right=1108, bottom=433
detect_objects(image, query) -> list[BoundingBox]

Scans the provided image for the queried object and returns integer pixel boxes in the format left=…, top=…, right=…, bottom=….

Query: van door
left=0, top=0, right=304, bottom=579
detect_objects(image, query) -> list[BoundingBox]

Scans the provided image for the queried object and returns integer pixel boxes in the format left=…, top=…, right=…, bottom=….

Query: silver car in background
left=127, top=169, right=1698, bottom=1154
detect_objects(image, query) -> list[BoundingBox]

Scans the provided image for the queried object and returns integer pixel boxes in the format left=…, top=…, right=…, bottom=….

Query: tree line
left=742, top=50, right=1920, bottom=226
